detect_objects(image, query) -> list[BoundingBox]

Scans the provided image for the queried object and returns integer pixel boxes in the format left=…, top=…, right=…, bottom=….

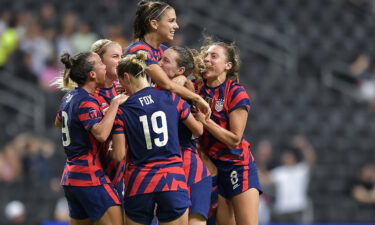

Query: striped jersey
left=179, top=122, right=210, bottom=186
left=113, top=87, right=189, bottom=197
left=95, top=81, right=118, bottom=104
left=94, top=83, right=125, bottom=188
left=125, top=41, right=167, bottom=65
left=57, top=87, right=110, bottom=186
left=196, top=79, right=254, bottom=168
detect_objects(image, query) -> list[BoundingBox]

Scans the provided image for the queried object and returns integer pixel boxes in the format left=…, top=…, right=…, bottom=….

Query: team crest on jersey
left=89, top=109, right=100, bottom=119
left=215, top=99, right=224, bottom=112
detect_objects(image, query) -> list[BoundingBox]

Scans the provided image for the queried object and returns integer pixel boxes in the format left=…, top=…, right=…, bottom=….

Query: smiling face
left=159, top=48, right=181, bottom=78
left=155, top=8, right=179, bottom=42
left=90, top=53, right=106, bottom=87
left=101, top=43, right=123, bottom=81
left=203, top=45, right=232, bottom=81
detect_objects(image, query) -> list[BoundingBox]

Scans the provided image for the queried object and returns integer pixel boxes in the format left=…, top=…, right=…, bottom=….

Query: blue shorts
left=114, top=181, right=124, bottom=202
left=189, top=176, right=212, bottom=219
left=114, top=181, right=125, bottom=210
left=207, top=176, right=218, bottom=225
left=63, top=184, right=121, bottom=221
left=124, top=191, right=190, bottom=224
left=217, top=162, right=262, bottom=199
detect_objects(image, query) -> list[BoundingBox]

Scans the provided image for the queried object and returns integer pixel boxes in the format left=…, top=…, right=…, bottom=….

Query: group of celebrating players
left=54, top=1, right=262, bottom=225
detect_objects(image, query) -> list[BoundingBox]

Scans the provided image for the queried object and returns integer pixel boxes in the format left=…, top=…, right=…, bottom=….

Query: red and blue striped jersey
left=57, top=88, right=111, bottom=186
left=179, top=122, right=210, bottom=186
left=94, top=83, right=125, bottom=188
left=125, top=41, right=168, bottom=65
left=196, top=79, right=254, bottom=167
left=113, top=87, right=189, bottom=197
left=95, top=82, right=118, bottom=105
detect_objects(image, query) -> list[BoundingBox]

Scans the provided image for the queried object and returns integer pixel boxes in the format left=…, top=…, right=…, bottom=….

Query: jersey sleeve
left=228, top=84, right=251, bottom=113
left=56, top=110, right=62, bottom=122
left=127, top=44, right=157, bottom=66
left=77, top=98, right=103, bottom=131
left=172, top=92, right=191, bottom=121
left=112, top=108, right=125, bottom=134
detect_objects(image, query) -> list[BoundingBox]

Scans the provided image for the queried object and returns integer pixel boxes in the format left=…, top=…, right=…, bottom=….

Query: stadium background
left=0, top=0, right=374, bottom=224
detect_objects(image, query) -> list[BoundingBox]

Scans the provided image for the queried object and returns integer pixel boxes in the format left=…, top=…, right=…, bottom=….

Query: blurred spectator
left=0, top=10, right=10, bottom=34
left=40, top=59, right=60, bottom=92
left=70, top=21, right=98, bottom=54
left=12, top=49, right=38, bottom=83
left=106, top=24, right=129, bottom=49
left=20, top=17, right=54, bottom=76
left=4, top=200, right=26, bottom=225
left=22, top=135, right=55, bottom=182
left=269, top=135, right=316, bottom=223
left=38, top=3, right=58, bottom=30
left=325, top=53, right=375, bottom=110
left=56, top=11, right=76, bottom=58
left=0, top=144, right=23, bottom=183
left=53, top=197, right=69, bottom=222
left=0, top=13, right=19, bottom=68
left=351, top=163, right=375, bottom=204
left=254, top=139, right=275, bottom=224
left=349, top=54, right=375, bottom=103
left=15, top=11, right=31, bottom=40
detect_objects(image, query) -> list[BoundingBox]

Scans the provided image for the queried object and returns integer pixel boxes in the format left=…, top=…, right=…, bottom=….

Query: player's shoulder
left=126, top=41, right=153, bottom=54
left=226, top=79, right=248, bottom=94
left=62, top=88, right=82, bottom=104
left=160, top=44, right=168, bottom=51
left=156, top=88, right=175, bottom=100
left=76, top=90, right=100, bottom=107
left=227, top=79, right=244, bottom=88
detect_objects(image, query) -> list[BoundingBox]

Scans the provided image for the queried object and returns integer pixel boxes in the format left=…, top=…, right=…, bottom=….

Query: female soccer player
left=194, top=41, right=262, bottom=225
left=159, top=46, right=213, bottom=225
left=91, top=39, right=122, bottom=102
left=91, top=39, right=126, bottom=208
left=111, top=51, right=203, bottom=225
left=125, top=0, right=210, bottom=117
left=56, top=51, right=127, bottom=225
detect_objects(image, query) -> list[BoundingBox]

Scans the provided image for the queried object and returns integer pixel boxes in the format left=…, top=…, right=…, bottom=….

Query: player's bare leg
left=231, top=188, right=259, bottom=225
left=216, top=194, right=235, bottom=225
left=159, top=208, right=189, bottom=225
left=95, top=205, right=125, bottom=225
left=188, top=213, right=206, bottom=225
left=70, top=218, right=93, bottom=225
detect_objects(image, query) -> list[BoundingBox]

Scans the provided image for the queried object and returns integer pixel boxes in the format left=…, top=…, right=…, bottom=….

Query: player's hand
left=193, top=110, right=207, bottom=124
left=115, top=83, right=126, bottom=94
left=194, top=96, right=211, bottom=120
left=172, top=75, right=187, bottom=86
left=111, top=94, right=129, bottom=105
left=292, top=135, right=310, bottom=149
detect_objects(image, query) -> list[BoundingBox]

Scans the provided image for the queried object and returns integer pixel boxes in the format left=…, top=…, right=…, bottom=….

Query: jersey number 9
left=61, top=111, right=71, bottom=147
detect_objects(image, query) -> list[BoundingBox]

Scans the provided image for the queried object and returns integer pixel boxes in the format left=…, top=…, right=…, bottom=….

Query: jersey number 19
left=139, top=111, right=168, bottom=150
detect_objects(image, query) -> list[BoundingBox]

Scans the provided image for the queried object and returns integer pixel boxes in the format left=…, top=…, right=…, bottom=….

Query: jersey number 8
left=139, top=111, right=168, bottom=150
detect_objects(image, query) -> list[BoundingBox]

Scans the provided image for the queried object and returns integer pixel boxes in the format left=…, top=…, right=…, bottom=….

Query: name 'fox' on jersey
left=57, top=88, right=111, bottom=186
left=196, top=79, right=255, bottom=168
left=113, top=87, right=190, bottom=197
